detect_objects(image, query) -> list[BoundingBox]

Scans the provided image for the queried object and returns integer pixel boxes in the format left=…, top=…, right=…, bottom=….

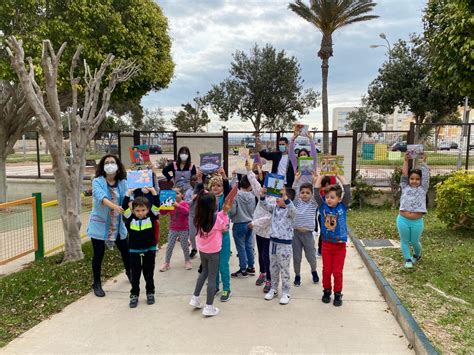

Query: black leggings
left=256, top=235, right=271, bottom=280
left=91, top=238, right=130, bottom=284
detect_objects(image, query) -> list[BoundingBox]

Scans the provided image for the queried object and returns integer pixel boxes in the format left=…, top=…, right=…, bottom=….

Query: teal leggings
left=396, top=214, right=424, bottom=261
left=216, top=231, right=231, bottom=292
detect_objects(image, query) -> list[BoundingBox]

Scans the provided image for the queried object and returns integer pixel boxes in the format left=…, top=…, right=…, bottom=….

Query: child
left=159, top=186, right=192, bottom=271
left=292, top=171, right=319, bottom=287
left=397, top=153, right=429, bottom=268
left=122, top=187, right=160, bottom=308
left=246, top=161, right=273, bottom=293
left=314, top=174, right=351, bottom=307
left=317, top=176, right=336, bottom=256
left=185, top=175, right=199, bottom=258
left=229, top=175, right=257, bottom=278
left=189, top=191, right=232, bottom=316
left=260, top=187, right=296, bottom=305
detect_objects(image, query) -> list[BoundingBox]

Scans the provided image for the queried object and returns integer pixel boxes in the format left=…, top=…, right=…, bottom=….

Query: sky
left=143, top=0, right=427, bottom=131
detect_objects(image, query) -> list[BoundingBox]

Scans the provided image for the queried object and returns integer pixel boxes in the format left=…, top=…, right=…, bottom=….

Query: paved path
left=1, top=238, right=412, bottom=354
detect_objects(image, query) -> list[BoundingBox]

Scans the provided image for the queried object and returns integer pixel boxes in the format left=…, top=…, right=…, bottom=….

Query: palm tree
left=289, top=0, right=378, bottom=154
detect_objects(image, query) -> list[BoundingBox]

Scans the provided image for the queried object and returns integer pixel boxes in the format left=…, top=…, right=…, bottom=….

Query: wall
left=6, top=178, right=92, bottom=202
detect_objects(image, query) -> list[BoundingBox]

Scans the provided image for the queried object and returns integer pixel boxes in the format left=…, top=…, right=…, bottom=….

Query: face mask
left=179, top=154, right=189, bottom=161
left=104, top=163, right=118, bottom=175
left=278, top=145, right=286, bottom=153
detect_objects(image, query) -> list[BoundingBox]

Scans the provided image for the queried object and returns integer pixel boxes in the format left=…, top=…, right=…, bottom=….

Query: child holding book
left=397, top=153, right=429, bottom=268
left=189, top=190, right=232, bottom=316
left=122, top=187, right=160, bottom=308
left=260, top=187, right=296, bottom=305
left=159, top=186, right=192, bottom=271
left=314, top=174, right=351, bottom=307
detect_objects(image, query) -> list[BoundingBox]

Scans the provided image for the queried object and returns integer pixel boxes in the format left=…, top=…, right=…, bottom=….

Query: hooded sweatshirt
left=229, top=190, right=257, bottom=224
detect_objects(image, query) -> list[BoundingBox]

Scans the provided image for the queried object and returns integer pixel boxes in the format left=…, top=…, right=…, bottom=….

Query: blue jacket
left=87, top=176, right=128, bottom=240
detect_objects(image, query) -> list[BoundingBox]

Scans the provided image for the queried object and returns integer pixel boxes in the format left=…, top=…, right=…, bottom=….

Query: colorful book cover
left=236, top=148, right=250, bottom=173
left=295, top=123, right=309, bottom=137
left=252, top=153, right=261, bottom=165
left=320, top=155, right=344, bottom=175
left=298, top=156, right=314, bottom=176
left=159, top=190, right=176, bottom=210
left=200, top=153, right=221, bottom=174
left=127, top=170, right=153, bottom=189
left=406, top=144, right=424, bottom=159
left=264, top=173, right=285, bottom=197
left=224, top=184, right=238, bottom=208
left=129, top=145, right=150, bottom=164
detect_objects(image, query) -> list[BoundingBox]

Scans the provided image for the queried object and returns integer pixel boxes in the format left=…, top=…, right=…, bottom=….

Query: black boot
left=93, top=283, right=105, bottom=297
left=333, top=292, right=343, bottom=307
left=322, top=289, right=331, bottom=303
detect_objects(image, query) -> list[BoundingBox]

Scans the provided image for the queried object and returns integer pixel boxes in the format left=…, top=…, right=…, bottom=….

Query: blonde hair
left=208, top=175, right=223, bottom=190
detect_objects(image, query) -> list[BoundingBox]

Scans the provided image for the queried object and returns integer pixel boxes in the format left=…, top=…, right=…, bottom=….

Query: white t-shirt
left=277, top=154, right=289, bottom=182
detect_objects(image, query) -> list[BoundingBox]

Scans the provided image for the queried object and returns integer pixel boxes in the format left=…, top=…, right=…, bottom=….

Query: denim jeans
left=232, top=222, right=254, bottom=271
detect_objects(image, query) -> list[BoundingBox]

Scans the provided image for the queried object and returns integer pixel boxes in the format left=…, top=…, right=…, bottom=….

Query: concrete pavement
left=1, top=238, right=413, bottom=354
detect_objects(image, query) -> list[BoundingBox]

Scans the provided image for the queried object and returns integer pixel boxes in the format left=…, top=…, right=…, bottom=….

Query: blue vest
left=319, top=202, right=348, bottom=243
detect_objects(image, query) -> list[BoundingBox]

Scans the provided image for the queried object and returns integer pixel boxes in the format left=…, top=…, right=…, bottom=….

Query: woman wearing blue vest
left=87, top=155, right=130, bottom=297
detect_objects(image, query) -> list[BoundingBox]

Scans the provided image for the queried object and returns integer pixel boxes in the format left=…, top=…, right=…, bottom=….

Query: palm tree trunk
left=321, top=57, right=329, bottom=154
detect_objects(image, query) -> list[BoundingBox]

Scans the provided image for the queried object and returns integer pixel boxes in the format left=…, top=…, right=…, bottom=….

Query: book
left=127, top=170, right=153, bottom=189
left=253, top=153, right=261, bottom=165
left=129, top=145, right=150, bottom=164
left=159, top=190, right=176, bottom=210
left=295, top=123, right=309, bottom=137
left=236, top=148, right=250, bottom=173
left=298, top=156, right=314, bottom=176
left=320, top=155, right=344, bottom=175
left=200, top=153, right=221, bottom=174
left=406, top=144, right=424, bottom=159
left=224, top=184, right=238, bottom=208
left=264, top=173, right=285, bottom=197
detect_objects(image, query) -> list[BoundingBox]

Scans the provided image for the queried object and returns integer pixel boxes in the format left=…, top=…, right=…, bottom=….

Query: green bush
left=351, top=170, right=380, bottom=208
left=435, top=171, right=474, bottom=230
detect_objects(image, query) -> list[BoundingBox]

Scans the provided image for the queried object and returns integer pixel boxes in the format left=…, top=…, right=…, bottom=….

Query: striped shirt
left=292, top=183, right=319, bottom=231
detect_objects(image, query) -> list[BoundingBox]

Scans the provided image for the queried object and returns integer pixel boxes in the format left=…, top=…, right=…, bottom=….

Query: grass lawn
left=348, top=208, right=473, bottom=354
left=0, top=216, right=169, bottom=348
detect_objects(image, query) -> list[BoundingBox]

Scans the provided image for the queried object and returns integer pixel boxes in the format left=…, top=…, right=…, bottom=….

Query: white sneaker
left=189, top=295, right=202, bottom=309
left=280, top=293, right=291, bottom=305
left=202, top=304, right=219, bottom=317
left=264, top=289, right=278, bottom=301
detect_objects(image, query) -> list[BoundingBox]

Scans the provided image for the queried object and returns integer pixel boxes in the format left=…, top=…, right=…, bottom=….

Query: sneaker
left=92, top=283, right=105, bottom=297
left=263, top=281, right=272, bottom=293
left=312, top=271, right=320, bottom=283
left=264, top=289, right=278, bottom=301
left=146, top=293, right=155, bottom=305
left=404, top=259, right=413, bottom=268
left=294, top=275, right=301, bottom=287
left=333, top=292, right=343, bottom=307
left=256, top=273, right=266, bottom=286
left=246, top=267, right=256, bottom=276
left=159, top=263, right=170, bottom=272
left=185, top=261, right=193, bottom=270
left=280, top=293, right=291, bottom=305
left=412, top=255, right=421, bottom=263
left=322, top=289, right=331, bottom=303
left=189, top=249, right=198, bottom=259
left=189, top=295, right=202, bottom=309
left=220, top=290, right=232, bottom=302
left=129, top=295, right=139, bottom=308
left=202, top=304, right=219, bottom=317
left=231, top=270, right=249, bottom=278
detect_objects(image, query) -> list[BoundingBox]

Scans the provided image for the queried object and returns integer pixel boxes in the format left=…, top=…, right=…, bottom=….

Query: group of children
left=116, top=144, right=429, bottom=317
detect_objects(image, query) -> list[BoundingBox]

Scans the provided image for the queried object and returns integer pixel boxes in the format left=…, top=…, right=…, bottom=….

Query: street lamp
left=370, top=33, right=392, bottom=58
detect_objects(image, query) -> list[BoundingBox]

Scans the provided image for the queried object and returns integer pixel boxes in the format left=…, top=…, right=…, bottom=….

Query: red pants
left=322, top=241, right=346, bottom=293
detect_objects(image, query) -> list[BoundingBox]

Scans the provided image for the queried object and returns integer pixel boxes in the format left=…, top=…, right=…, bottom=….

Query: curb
left=349, top=231, right=438, bottom=355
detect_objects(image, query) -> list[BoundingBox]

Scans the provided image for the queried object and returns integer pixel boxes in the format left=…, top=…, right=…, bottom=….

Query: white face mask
left=104, top=163, right=118, bottom=175
left=179, top=154, right=189, bottom=161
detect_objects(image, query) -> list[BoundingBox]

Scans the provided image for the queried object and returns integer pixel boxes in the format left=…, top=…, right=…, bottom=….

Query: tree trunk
left=321, top=56, right=329, bottom=154
left=0, top=154, right=7, bottom=203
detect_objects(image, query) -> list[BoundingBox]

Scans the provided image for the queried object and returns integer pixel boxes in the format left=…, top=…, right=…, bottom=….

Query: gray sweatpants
left=193, top=251, right=220, bottom=305
left=165, top=230, right=190, bottom=263
left=270, top=241, right=292, bottom=294
left=292, top=230, right=317, bottom=276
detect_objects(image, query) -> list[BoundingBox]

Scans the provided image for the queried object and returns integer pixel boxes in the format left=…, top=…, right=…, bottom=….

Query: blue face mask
left=278, top=144, right=286, bottom=153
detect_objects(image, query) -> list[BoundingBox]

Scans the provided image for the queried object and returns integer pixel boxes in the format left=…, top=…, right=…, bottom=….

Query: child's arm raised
left=313, top=174, right=324, bottom=207
left=145, top=187, right=161, bottom=217
left=122, top=188, right=134, bottom=219
left=400, top=153, right=409, bottom=189
left=259, top=187, right=275, bottom=213
left=292, top=171, right=301, bottom=198
left=420, top=153, right=430, bottom=192
left=282, top=188, right=297, bottom=219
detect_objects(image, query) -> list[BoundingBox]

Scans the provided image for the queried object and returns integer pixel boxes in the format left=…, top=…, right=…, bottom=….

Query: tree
left=6, top=37, right=139, bottom=261
left=424, top=0, right=473, bottom=98
left=367, top=35, right=460, bottom=141
left=142, top=109, right=166, bottom=132
left=0, top=0, right=173, bottom=201
left=204, top=44, right=319, bottom=136
left=345, top=96, right=386, bottom=132
left=289, top=0, right=378, bottom=153
left=171, top=96, right=210, bottom=132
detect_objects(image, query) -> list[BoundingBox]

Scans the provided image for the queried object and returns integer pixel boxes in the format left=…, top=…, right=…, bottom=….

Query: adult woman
left=162, top=146, right=197, bottom=190
left=87, top=155, right=130, bottom=297
left=289, top=131, right=318, bottom=185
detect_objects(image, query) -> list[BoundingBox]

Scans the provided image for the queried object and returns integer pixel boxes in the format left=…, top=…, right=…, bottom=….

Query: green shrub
left=351, top=171, right=380, bottom=208
left=435, top=171, right=474, bottom=230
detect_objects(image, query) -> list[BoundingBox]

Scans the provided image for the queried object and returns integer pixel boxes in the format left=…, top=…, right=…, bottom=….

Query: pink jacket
left=161, top=201, right=190, bottom=232
left=196, top=211, right=229, bottom=253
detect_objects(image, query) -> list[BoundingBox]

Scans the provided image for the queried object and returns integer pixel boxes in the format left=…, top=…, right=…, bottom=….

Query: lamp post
left=370, top=33, right=392, bottom=58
